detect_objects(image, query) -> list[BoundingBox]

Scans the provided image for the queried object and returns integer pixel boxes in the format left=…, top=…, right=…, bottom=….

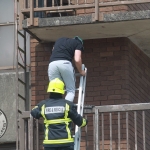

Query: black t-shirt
left=50, top=37, right=83, bottom=62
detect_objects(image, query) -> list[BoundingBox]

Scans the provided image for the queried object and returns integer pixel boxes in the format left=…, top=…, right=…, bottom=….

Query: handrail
left=92, top=103, right=150, bottom=150
left=19, top=111, right=39, bottom=150
left=21, top=0, right=150, bottom=13
left=21, top=4, right=95, bottom=12
left=84, top=102, right=150, bottom=114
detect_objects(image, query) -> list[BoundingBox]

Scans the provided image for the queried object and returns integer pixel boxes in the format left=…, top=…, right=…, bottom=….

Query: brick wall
left=36, top=1, right=150, bottom=18
left=127, top=41, right=150, bottom=150
left=30, top=40, right=53, bottom=107
left=128, top=42, right=150, bottom=103
left=75, top=2, right=150, bottom=16
left=30, top=37, right=150, bottom=150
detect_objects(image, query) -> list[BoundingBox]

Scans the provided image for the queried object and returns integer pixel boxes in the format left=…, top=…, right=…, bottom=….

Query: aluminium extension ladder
left=74, top=64, right=87, bottom=150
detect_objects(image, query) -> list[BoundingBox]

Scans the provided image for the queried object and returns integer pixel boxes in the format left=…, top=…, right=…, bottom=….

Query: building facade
left=1, top=0, right=150, bottom=149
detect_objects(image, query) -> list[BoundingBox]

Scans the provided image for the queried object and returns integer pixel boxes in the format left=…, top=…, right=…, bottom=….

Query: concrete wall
left=0, top=71, right=25, bottom=144
left=30, top=37, right=150, bottom=150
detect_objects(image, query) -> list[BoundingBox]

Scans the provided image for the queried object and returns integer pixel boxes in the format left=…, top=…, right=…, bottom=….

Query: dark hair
left=49, top=92, right=62, bottom=99
left=74, top=36, right=83, bottom=45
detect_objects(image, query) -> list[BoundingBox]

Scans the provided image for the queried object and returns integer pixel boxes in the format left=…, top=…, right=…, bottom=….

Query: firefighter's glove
left=80, top=118, right=88, bottom=127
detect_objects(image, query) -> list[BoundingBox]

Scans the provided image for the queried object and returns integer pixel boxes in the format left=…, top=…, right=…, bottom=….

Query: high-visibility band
left=32, top=106, right=38, bottom=110
left=65, top=104, right=71, bottom=139
left=41, top=105, right=46, bottom=120
left=41, top=105, right=49, bottom=140
left=44, top=118, right=72, bottom=124
left=43, top=138, right=74, bottom=144
left=45, top=124, right=49, bottom=140
left=80, top=118, right=86, bottom=127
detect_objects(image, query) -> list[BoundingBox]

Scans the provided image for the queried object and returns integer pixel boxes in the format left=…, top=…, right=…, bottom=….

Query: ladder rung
left=75, top=88, right=79, bottom=91
left=74, top=104, right=82, bottom=108
left=18, top=47, right=26, bottom=54
left=75, top=73, right=81, bottom=77
left=18, top=94, right=26, bottom=101
left=74, top=104, right=94, bottom=109
left=84, top=105, right=94, bottom=109
left=18, top=78, right=26, bottom=85
left=18, top=31, right=25, bottom=39
left=18, top=62, right=25, bottom=69
left=74, top=104, right=78, bottom=107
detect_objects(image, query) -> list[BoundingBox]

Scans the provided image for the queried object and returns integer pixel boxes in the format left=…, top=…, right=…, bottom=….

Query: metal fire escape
left=14, top=0, right=30, bottom=149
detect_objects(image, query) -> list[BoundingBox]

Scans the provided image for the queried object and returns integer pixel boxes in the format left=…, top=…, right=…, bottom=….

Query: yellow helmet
left=47, top=78, right=65, bottom=94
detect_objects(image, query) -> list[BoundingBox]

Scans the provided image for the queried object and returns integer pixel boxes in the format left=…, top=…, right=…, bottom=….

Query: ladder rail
left=74, top=64, right=87, bottom=150
left=15, top=0, right=30, bottom=149
left=14, top=0, right=19, bottom=149
left=81, top=67, right=87, bottom=116
left=77, top=64, right=86, bottom=115
left=75, top=67, right=87, bottom=150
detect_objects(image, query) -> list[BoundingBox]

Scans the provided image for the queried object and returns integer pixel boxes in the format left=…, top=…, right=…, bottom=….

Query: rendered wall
left=0, top=71, right=25, bottom=144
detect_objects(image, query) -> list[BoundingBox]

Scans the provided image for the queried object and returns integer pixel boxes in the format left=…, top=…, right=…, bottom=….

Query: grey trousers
left=48, top=60, right=75, bottom=102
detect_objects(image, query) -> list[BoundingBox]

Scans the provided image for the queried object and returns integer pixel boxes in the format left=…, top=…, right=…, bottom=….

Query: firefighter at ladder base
left=31, top=78, right=88, bottom=150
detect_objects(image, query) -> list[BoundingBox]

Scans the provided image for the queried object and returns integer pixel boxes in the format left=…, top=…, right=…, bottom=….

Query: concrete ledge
left=23, top=14, right=93, bottom=28
left=22, top=10, right=150, bottom=28
left=103, top=10, right=150, bottom=22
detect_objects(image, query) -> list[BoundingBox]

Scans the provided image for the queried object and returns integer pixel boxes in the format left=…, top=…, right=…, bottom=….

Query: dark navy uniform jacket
left=31, top=98, right=86, bottom=148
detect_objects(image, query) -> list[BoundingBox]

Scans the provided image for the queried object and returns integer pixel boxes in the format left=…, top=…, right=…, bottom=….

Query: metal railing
left=19, top=103, right=150, bottom=150
left=19, top=111, right=39, bottom=150
left=91, top=103, right=150, bottom=150
left=19, top=0, right=150, bottom=29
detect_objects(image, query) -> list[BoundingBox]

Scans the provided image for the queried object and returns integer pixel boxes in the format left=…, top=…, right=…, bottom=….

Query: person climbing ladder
left=48, top=36, right=86, bottom=102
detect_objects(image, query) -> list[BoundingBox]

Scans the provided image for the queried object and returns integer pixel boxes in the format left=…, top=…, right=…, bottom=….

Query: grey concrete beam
left=23, top=14, right=93, bottom=28
left=103, top=10, right=150, bottom=22
left=22, top=10, right=150, bottom=28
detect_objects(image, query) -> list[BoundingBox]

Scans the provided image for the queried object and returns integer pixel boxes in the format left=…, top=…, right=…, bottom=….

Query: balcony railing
left=92, top=103, right=150, bottom=150
left=18, top=0, right=150, bottom=29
